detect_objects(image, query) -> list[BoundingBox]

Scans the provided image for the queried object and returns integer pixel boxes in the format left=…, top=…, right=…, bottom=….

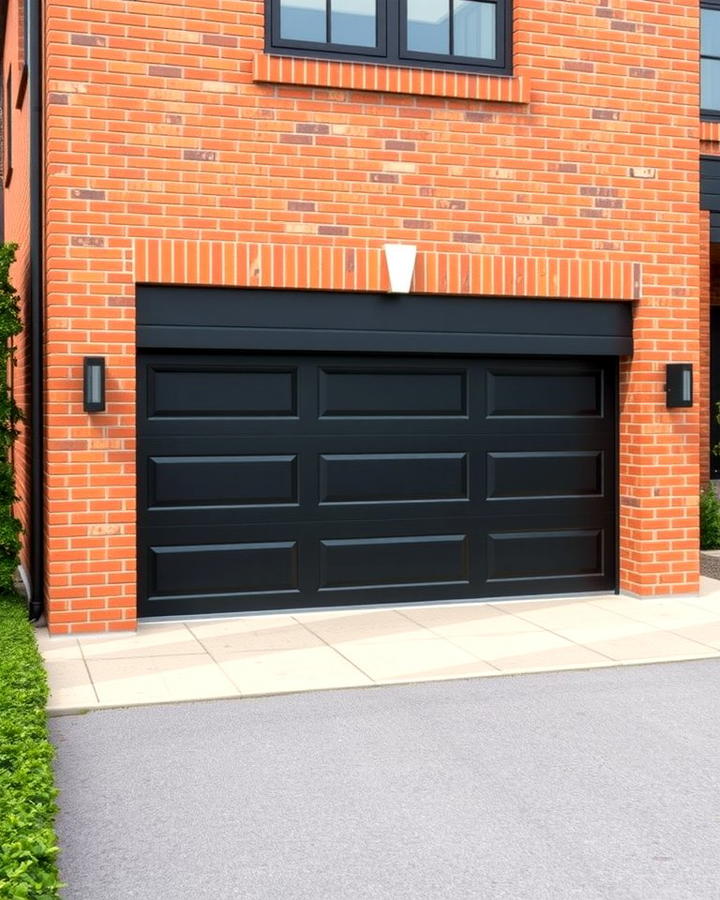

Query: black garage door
left=138, top=351, right=617, bottom=617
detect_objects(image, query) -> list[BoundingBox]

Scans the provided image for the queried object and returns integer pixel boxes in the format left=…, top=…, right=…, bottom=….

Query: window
left=267, top=0, right=509, bottom=73
left=702, top=2, right=720, bottom=117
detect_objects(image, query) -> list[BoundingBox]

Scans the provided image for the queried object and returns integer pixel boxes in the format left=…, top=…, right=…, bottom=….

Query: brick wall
left=33, top=0, right=703, bottom=631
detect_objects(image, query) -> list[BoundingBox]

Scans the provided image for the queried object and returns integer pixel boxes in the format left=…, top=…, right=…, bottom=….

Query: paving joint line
left=77, top=639, right=101, bottom=706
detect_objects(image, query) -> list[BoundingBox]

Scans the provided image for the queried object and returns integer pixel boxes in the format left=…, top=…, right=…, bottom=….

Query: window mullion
left=326, top=0, right=332, bottom=43
left=387, top=0, right=398, bottom=62
left=449, top=0, right=454, bottom=57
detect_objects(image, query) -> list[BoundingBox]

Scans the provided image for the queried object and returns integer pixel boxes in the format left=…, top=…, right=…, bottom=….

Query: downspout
left=28, top=0, right=44, bottom=621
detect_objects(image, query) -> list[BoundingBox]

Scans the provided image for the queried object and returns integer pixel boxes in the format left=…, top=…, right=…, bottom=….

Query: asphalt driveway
left=51, top=660, right=720, bottom=899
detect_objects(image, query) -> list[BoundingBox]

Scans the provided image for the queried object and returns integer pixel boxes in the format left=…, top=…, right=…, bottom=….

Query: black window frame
left=702, top=0, right=720, bottom=120
left=266, top=0, right=511, bottom=75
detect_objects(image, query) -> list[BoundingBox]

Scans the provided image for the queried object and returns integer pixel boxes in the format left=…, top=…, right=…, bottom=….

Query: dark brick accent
left=580, top=186, right=618, bottom=197
left=564, top=61, right=594, bottom=72
left=70, top=236, right=105, bottom=247
left=453, top=232, right=483, bottom=243
left=629, top=67, right=656, bottom=79
left=296, top=123, right=330, bottom=134
left=465, top=112, right=496, bottom=122
left=183, top=149, right=217, bottom=161
left=318, top=225, right=349, bottom=236
left=71, top=189, right=106, bottom=200
left=438, top=199, right=466, bottom=210
left=149, top=65, right=182, bottom=78
left=71, top=34, right=106, bottom=46
left=370, top=173, right=399, bottom=183
left=202, top=34, right=238, bottom=47
left=288, top=201, right=315, bottom=211
left=633, top=263, right=642, bottom=300
left=592, top=109, right=620, bottom=120
left=385, top=140, right=416, bottom=150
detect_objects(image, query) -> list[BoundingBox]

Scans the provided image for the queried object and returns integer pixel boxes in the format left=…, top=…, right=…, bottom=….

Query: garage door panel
left=486, top=363, right=604, bottom=419
left=147, top=364, right=299, bottom=419
left=318, top=367, right=468, bottom=418
left=487, top=528, right=605, bottom=583
left=147, top=455, right=298, bottom=510
left=487, top=450, right=604, bottom=501
left=319, top=534, right=470, bottom=591
left=148, top=540, right=300, bottom=598
left=319, top=452, right=469, bottom=505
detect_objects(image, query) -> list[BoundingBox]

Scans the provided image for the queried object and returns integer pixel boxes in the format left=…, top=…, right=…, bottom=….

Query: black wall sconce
left=83, top=357, right=106, bottom=412
left=665, top=363, right=692, bottom=408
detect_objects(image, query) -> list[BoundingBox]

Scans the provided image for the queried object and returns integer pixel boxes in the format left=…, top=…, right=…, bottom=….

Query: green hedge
left=0, top=593, right=61, bottom=899
left=700, top=484, right=720, bottom=550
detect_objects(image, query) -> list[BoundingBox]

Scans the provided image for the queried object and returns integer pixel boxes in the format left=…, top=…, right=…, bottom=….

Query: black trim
left=28, top=0, right=44, bottom=621
left=266, top=0, right=510, bottom=75
left=137, top=288, right=633, bottom=357
left=712, top=212, right=720, bottom=244
left=701, top=156, right=720, bottom=241
left=702, top=2, right=720, bottom=115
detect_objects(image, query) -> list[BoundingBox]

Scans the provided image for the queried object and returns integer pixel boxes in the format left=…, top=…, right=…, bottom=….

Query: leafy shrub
left=0, top=243, right=22, bottom=591
left=700, top=484, right=720, bottom=550
left=0, top=593, right=61, bottom=898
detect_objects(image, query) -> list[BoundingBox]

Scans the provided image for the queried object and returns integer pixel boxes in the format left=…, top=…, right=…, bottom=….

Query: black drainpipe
left=28, top=0, right=44, bottom=621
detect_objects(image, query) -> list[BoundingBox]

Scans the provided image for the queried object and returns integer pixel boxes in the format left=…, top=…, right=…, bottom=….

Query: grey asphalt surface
left=51, top=660, right=720, bottom=900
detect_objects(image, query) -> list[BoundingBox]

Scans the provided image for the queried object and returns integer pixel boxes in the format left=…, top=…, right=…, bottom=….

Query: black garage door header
left=137, top=287, right=633, bottom=357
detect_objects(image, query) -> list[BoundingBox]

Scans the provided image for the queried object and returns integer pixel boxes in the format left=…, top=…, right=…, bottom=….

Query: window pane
left=280, top=0, right=327, bottom=43
left=331, top=0, right=376, bottom=47
left=702, top=58, right=720, bottom=111
left=701, top=8, right=720, bottom=57
left=454, top=0, right=495, bottom=59
left=407, top=0, right=450, bottom=55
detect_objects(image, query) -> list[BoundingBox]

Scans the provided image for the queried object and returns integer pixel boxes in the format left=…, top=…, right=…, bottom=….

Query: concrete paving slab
left=37, top=580, right=720, bottom=712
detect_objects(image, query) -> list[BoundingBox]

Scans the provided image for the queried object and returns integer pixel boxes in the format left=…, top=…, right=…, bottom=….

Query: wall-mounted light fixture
left=665, top=363, right=692, bottom=408
left=83, top=357, right=106, bottom=412
left=383, top=244, right=417, bottom=294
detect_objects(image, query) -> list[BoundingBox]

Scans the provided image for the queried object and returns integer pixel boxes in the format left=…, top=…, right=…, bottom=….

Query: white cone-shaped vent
left=383, top=244, right=417, bottom=294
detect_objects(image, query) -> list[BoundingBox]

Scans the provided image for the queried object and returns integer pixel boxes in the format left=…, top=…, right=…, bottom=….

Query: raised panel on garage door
left=138, top=352, right=616, bottom=616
